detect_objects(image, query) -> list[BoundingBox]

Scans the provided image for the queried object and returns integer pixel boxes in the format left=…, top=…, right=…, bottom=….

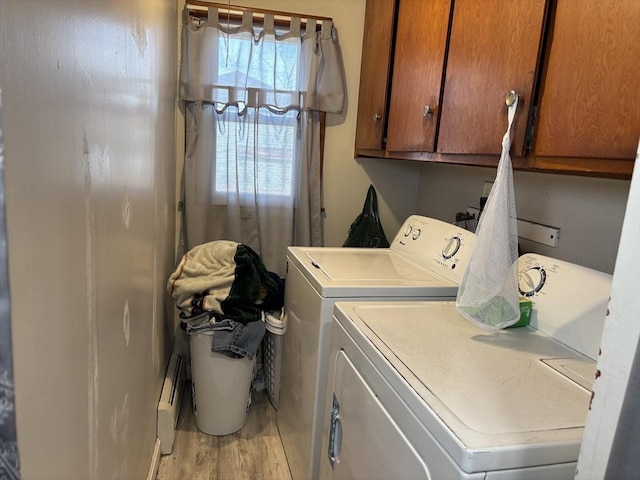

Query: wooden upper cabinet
left=437, top=0, right=548, bottom=156
left=533, top=0, right=640, bottom=163
left=386, top=0, right=451, bottom=152
left=354, top=0, right=636, bottom=177
left=354, top=0, right=396, bottom=151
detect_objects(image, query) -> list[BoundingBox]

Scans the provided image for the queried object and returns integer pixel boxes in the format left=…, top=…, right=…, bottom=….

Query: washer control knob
left=403, top=225, right=413, bottom=237
left=519, top=267, right=547, bottom=297
left=412, top=228, right=421, bottom=240
left=442, top=236, right=461, bottom=259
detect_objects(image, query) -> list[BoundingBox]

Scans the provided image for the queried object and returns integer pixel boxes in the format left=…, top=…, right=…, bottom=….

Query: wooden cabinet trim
left=354, top=149, right=633, bottom=180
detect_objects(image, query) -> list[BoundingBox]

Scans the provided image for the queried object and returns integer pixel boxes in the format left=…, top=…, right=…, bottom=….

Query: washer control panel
left=402, top=224, right=422, bottom=241
left=442, top=236, right=461, bottom=260
left=391, top=215, right=476, bottom=284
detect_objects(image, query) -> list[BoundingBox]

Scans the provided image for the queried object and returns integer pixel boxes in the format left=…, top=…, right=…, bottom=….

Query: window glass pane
left=214, top=30, right=300, bottom=200
left=214, top=109, right=297, bottom=199
left=218, top=33, right=299, bottom=90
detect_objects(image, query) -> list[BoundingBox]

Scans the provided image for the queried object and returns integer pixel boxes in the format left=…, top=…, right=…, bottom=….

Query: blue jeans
left=186, top=315, right=266, bottom=360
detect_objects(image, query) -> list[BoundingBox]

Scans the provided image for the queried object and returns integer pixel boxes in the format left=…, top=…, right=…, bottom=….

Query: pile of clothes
left=167, top=240, right=284, bottom=360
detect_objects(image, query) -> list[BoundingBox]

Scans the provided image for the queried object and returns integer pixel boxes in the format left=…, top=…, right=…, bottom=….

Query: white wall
left=209, top=0, right=421, bottom=246
left=416, top=162, right=631, bottom=274
left=0, top=1, right=178, bottom=478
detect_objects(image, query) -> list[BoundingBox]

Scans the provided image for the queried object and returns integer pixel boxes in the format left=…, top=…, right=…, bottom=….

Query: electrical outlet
left=482, top=181, right=494, bottom=198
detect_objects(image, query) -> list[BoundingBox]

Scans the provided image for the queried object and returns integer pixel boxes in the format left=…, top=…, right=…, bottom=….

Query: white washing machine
left=320, top=254, right=612, bottom=480
left=278, top=215, right=476, bottom=480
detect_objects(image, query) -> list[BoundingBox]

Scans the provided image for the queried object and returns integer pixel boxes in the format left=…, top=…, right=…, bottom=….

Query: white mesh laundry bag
left=456, top=93, right=520, bottom=331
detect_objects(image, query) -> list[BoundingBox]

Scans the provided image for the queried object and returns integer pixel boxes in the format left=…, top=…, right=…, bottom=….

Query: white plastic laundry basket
left=189, top=330, right=256, bottom=436
left=263, top=309, right=287, bottom=410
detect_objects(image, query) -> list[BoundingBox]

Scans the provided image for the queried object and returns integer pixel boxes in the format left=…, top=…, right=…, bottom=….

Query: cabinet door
left=534, top=0, right=640, bottom=162
left=437, top=0, right=548, bottom=155
left=354, top=0, right=397, bottom=152
left=386, top=0, right=452, bottom=152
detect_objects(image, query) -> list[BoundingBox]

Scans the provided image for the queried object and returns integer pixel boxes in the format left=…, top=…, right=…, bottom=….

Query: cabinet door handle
left=423, top=105, right=434, bottom=116
left=373, top=113, right=381, bottom=122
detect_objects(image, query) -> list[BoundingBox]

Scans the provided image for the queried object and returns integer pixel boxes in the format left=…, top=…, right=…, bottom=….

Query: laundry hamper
left=190, top=330, right=256, bottom=436
left=263, top=309, right=287, bottom=410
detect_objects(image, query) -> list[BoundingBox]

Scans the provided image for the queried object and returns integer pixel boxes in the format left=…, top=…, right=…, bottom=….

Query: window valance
left=179, top=6, right=346, bottom=114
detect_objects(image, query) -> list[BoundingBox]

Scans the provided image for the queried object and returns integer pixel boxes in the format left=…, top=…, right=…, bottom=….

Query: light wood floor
left=156, top=384, right=292, bottom=480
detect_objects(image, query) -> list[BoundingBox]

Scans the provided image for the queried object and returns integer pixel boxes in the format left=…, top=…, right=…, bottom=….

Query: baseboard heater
left=157, top=352, right=185, bottom=455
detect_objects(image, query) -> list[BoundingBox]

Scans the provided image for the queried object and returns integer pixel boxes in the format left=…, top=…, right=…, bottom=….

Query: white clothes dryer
left=320, top=254, right=612, bottom=480
left=278, top=215, right=476, bottom=480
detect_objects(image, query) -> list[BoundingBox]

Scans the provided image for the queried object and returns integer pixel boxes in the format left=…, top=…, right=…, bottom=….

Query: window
left=210, top=28, right=301, bottom=203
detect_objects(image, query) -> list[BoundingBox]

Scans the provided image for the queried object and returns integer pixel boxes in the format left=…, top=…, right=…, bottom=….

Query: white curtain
left=179, top=7, right=345, bottom=276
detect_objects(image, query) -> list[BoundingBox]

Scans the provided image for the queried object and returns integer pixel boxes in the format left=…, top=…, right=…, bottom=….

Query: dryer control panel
left=517, top=254, right=612, bottom=360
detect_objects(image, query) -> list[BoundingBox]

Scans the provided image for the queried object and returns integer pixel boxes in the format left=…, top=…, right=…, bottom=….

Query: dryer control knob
left=519, top=267, right=547, bottom=297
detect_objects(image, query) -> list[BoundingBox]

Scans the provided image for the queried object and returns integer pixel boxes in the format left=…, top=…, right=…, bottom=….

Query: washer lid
left=288, top=247, right=459, bottom=298
left=305, top=250, right=435, bottom=281
left=338, top=301, right=593, bottom=469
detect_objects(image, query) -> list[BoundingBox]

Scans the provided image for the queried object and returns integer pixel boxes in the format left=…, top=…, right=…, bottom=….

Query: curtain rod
left=185, top=0, right=333, bottom=22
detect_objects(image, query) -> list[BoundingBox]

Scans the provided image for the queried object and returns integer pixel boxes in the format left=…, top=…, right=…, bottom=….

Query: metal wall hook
left=506, top=90, right=518, bottom=107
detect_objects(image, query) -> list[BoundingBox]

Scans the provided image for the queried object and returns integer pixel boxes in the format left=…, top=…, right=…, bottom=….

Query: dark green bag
left=343, top=185, right=390, bottom=248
